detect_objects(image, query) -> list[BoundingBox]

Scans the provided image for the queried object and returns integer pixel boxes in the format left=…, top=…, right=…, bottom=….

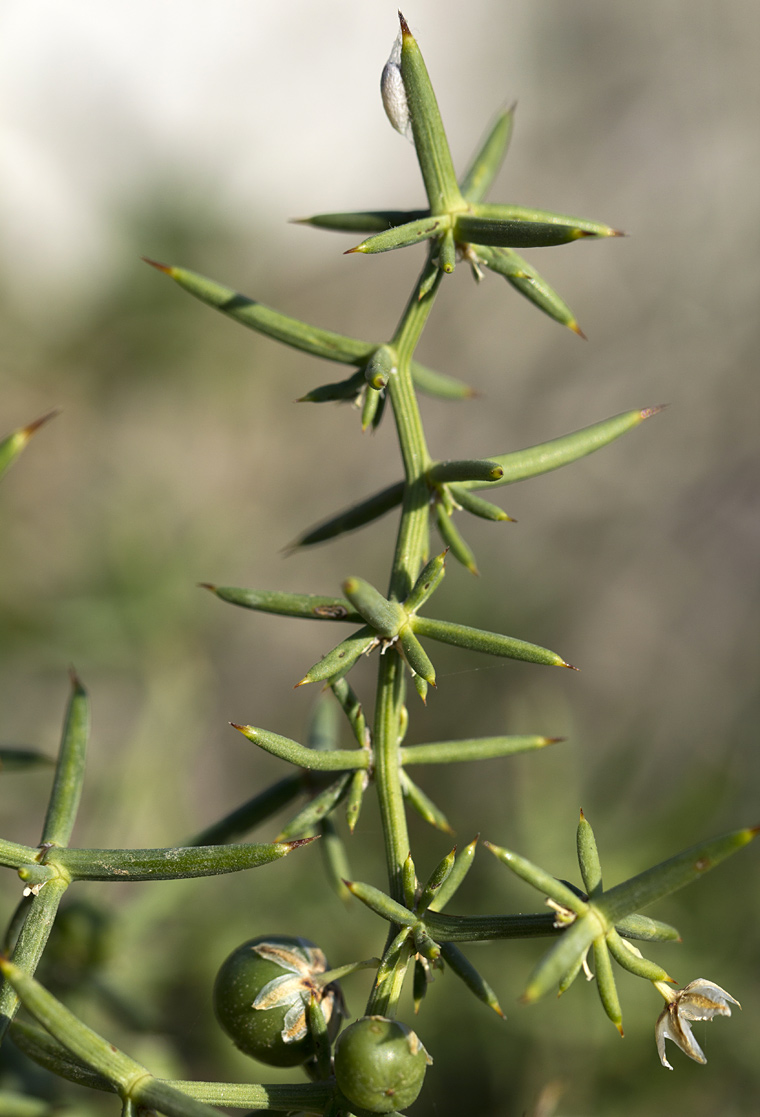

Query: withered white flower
left=251, top=940, right=342, bottom=1044
left=655, top=978, right=740, bottom=1070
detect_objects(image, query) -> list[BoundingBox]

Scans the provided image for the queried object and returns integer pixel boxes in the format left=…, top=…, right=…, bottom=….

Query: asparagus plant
left=1, top=14, right=755, bottom=1117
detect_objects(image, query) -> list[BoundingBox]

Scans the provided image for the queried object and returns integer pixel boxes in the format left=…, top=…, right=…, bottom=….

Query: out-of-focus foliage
left=1, top=3, right=758, bottom=1115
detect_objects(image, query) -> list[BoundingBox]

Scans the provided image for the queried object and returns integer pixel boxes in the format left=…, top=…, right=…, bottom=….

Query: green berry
left=334, top=1016, right=430, bottom=1113
left=213, top=934, right=341, bottom=1067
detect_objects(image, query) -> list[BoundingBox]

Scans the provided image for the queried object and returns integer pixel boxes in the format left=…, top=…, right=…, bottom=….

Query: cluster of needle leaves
left=0, top=13, right=756, bottom=1117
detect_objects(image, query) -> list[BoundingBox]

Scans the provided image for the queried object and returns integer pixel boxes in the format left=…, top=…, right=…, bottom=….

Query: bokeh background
left=1, top=2, right=758, bottom=1115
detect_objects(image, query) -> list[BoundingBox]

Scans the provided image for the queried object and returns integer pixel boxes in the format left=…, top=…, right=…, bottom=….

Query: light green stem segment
left=367, top=253, right=443, bottom=1017
left=41, top=673, right=89, bottom=849
left=163, top=1081, right=333, bottom=1111
left=1, top=960, right=229, bottom=1117
left=372, top=655, right=410, bottom=907
left=0, top=876, right=69, bottom=1042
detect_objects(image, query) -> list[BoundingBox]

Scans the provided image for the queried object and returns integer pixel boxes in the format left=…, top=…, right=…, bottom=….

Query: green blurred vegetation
left=1, top=4, right=759, bottom=1116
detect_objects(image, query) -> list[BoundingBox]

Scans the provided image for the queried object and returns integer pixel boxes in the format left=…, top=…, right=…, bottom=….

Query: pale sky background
left=2, top=1, right=534, bottom=296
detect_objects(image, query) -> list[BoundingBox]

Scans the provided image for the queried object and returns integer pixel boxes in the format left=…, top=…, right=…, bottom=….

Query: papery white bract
left=655, top=979, right=740, bottom=1070
left=381, top=31, right=411, bottom=138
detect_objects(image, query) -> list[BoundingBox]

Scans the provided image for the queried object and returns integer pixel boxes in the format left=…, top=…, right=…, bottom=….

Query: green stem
left=41, top=673, right=89, bottom=849
left=376, top=252, right=443, bottom=884
left=0, top=876, right=68, bottom=1042
left=367, top=253, right=443, bottom=1019
left=387, top=252, right=442, bottom=600
left=163, top=1080, right=333, bottom=1111
left=372, top=656, right=409, bottom=905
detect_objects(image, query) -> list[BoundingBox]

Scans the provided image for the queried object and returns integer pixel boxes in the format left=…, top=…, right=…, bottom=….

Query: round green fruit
left=213, top=934, right=341, bottom=1067
left=334, top=1016, right=429, bottom=1113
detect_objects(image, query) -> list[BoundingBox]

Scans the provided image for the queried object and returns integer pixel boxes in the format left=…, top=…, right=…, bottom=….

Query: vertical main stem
left=372, top=252, right=443, bottom=905
left=387, top=253, right=443, bottom=601
left=372, top=653, right=408, bottom=904
left=367, top=252, right=443, bottom=1015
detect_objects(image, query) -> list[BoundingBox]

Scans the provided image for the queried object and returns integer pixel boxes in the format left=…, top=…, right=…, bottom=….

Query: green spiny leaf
left=428, top=459, right=503, bottom=485
left=202, top=584, right=361, bottom=623
left=401, top=735, right=558, bottom=766
left=577, top=809, right=603, bottom=897
left=459, top=104, right=516, bottom=204
left=413, top=615, right=573, bottom=669
left=403, top=550, right=447, bottom=615
left=605, top=928, right=674, bottom=984
left=485, top=841, right=588, bottom=915
left=49, top=840, right=309, bottom=882
left=398, top=627, right=437, bottom=687
left=428, top=837, right=478, bottom=912
left=598, top=825, right=759, bottom=925
left=319, top=815, right=352, bottom=903
left=466, top=201, right=623, bottom=239
left=440, top=942, right=505, bottom=1017
left=0, top=411, right=58, bottom=481
left=275, top=777, right=352, bottom=841
left=290, top=482, right=405, bottom=549
left=448, top=483, right=513, bottom=522
left=416, top=847, right=456, bottom=912
left=345, top=879, right=417, bottom=927
left=144, top=260, right=370, bottom=365
left=343, top=577, right=405, bottom=638
left=346, top=215, right=451, bottom=257
left=185, top=776, right=302, bottom=846
left=400, top=770, right=453, bottom=834
left=41, top=672, right=89, bottom=849
left=433, top=503, right=478, bottom=574
left=296, top=626, right=377, bottom=687
left=232, top=724, right=369, bottom=771
left=593, top=937, right=624, bottom=1034
left=398, top=14, right=463, bottom=214
left=474, top=244, right=583, bottom=334
left=461, top=408, right=664, bottom=491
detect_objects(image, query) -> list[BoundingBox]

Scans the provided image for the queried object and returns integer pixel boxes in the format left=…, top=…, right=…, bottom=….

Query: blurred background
left=1, top=2, right=758, bottom=1115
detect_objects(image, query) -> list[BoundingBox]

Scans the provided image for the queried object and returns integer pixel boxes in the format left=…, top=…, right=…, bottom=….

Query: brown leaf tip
left=640, top=404, right=668, bottom=420
left=141, top=256, right=173, bottom=274
left=398, top=12, right=412, bottom=37
left=285, top=835, right=320, bottom=850
left=23, top=408, right=61, bottom=438
left=68, top=666, right=85, bottom=692
left=197, top=582, right=217, bottom=593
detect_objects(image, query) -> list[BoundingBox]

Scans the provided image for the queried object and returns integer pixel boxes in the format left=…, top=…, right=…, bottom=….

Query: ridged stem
left=0, top=876, right=68, bottom=1041
left=367, top=253, right=443, bottom=1018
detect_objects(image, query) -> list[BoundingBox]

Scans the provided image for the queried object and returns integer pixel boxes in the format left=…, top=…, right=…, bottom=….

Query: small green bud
left=416, top=847, right=456, bottom=913
left=398, top=627, right=436, bottom=687
left=404, top=550, right=447, bottom=615
left=364, top=345, right=397, bottom=390
left=342, top=578, right=405, bottom=639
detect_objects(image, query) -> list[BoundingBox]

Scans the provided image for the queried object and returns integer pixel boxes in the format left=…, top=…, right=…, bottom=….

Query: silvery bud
left=381, top=31, right=412, bottom=138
